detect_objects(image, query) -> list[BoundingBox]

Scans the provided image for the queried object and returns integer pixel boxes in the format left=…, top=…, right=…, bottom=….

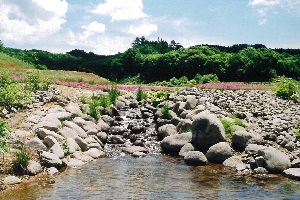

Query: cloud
left=125, top=22, right=158, bottom=36
left=249, top=0, right=281, bottom=6
left=0, top=0, right=68, bottom=42
left=80, top=21, right=106, bottom=39
left=91, top=0, right=147, bottom=21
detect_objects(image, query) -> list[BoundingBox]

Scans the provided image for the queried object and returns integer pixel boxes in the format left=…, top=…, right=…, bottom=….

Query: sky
left=0, top=0, right=300, bottom=55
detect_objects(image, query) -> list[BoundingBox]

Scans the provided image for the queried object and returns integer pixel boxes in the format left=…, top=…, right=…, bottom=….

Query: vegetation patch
left=161, top=104, right=172, bottom=120
left=274, top=76, right=299, bottom=102
left=136, top=87, right=147, bottom=101
left=220, top=116, right=247, bottom=139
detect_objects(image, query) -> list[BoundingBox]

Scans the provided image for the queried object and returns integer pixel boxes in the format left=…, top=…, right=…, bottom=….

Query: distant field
left=0, top=52, right=110, bottom=85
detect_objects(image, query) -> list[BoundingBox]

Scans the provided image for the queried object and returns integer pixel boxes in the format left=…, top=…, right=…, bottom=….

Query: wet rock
left=72, top=152, right=93, bottom=162
left=291, top=159, right=300, bottom=168
left=47, top=167, right=59, bottom=176
left=179, top=143, right=195, bottom=157
left=85, top=148, right=105, bottom=158
left=206, top=142, right=233, bottom=164
left=158, top=124, right=178, bottom=140
left=232, top=130, right=261, bottom=152
left=123, top=146, right=147, bottom=154
left=109, top=135, right=125, bottom=144
left=257, top=147, right=291, bottom=173
left=97, top=132, right=108, bottom=144
left=191, top=111, right=226, bottom=152
left=40, top=151, right=63, bottom=168
left=27, top=160, right=42, bottom=176
left=132, top=152, right=146, bottom=157
left=184, top=151, right=208, bottom=166
left=223, top=156, right=244, bottom=169
left=25, top=137, right=47, bottom=151
left=66, top=158, right=85, bottom=168
left=160, top=133, right=192, bottom=156
left=2, top=176, right=22, bottom=185
left=283, top=168, right=300, bottom=181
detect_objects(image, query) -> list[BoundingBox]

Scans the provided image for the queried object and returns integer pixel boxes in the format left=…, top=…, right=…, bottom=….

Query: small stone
left=2, top=176, right=22, bottom=185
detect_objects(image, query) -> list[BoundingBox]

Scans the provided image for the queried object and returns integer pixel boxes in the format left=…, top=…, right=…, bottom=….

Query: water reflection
left=1, top=154, right=300, bottom=199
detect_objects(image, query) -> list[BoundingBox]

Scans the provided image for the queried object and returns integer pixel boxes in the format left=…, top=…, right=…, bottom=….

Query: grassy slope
left=0, top=52, right=110, bottom=85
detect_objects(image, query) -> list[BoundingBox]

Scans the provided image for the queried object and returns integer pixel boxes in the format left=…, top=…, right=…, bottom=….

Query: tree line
left=0, top=37, right=300, bottom=83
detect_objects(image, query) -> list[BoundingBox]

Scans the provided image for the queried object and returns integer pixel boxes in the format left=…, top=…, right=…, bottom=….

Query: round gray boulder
left=232, top=130, right=261, bottom=152
left=191, top=111, right=226, bottom=152
left=161, top=133, right=192, bottom=156
left=206, top=142, right=233, bottom=164
left=184, top=151, right=208, bottom=166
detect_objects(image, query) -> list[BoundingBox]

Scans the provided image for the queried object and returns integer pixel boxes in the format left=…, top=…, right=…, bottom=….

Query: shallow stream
left=1, top=153, right=300, bottom=200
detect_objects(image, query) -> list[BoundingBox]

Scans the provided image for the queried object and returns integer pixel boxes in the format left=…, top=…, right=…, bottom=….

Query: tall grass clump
left=136, top=87, right=147, bottom=101
left=274, top=76, right=299, bottom=102
left=88, top=94, right=112, bottom=120
left=161, top=104, right=172, bottom=119
left=0, top=120, right=9, bottom=161
left=12, top=148, right=31, bottom=175
left=108, top=86, right=119, bottom=104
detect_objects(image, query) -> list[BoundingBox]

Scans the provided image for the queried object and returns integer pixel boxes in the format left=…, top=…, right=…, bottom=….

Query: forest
left=0, top=37, right=300, bottom=83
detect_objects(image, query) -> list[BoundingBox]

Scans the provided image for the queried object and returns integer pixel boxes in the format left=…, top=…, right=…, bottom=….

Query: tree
left=169, top=40, right=183, bottom=50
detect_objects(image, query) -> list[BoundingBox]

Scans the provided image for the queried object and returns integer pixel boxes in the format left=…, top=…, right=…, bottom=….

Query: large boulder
left=283, top=168, right=300, bottom=181
left=185, top=95, right=197, bottom=110
left=184, top=151, right=208, bottom=166
left=25, top=138, right=47, bottom=151
left=40, top=151, right=63, bottom=168
left=232, top=130, right=261, bottom=152
left=179, top=143, right=195, bottom=157
left=65, top=102, right=82, bottom=118
left=63, top=121, right=88, bottom=139
left=223, top=156, right=244, bottom=169
left=160, top=133, right=192, bottom=155
left=158, top=124, right=178, bottom=140
left=206, top=142, right=233, bottom=164
left=191, top=111, right=226, bottom=152
left=257, top=147, right=291, bottom=173
left=26, top=160, right=42, bottom=175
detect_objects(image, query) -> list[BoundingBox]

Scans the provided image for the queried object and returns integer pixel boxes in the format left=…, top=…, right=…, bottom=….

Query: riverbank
left=0, top=84, right=300, bottom=193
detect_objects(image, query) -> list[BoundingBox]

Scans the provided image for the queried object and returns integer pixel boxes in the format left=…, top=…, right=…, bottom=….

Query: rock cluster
left=2, top=85, right=300, bottom=185
left=158, top=87, right=300, bottom=180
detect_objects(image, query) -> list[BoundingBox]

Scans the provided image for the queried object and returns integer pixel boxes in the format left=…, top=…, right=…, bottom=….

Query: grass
left=220, top=116, right=247, bottom=139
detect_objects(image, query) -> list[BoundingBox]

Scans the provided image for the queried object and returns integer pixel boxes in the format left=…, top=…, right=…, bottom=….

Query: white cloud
left=249, top=0, right=281, bottom=6
left=126, top=22, right=158, bottom=36
left=80, top=21, right=106, bottom=39
left=0, top=0, right=68, bottom=42
left=91, top=0, right=147, bottom=21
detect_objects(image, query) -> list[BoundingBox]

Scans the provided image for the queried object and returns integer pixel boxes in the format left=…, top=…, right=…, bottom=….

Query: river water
left=1, top=153, right=300, bottom=200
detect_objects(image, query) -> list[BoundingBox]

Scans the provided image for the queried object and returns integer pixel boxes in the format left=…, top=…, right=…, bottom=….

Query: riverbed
left=1, top=153, right=300, bottom=200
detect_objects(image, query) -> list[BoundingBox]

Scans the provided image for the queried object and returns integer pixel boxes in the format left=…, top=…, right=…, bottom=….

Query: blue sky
left=0, top=0, right=299, bottom=55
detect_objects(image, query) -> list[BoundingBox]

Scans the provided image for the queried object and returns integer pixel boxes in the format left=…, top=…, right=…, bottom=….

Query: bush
left=0, top=83, right=32, bottom=108
left=274, top=76, right=299, bottom=102
left=108, top=86, right=119, bottom=104
left=201, top=74, right=219, bottom=84
left=0, top=120, right=8, bottom=155
left=161, top=104, right=172, bottom=119
left=26, top=73, right=40, bottom=91
left=12, top=149, right=31, bottom=175
left=88, top=95, right=112, bottom=120
left=0, top=72, right=12, bottom=87
left=149, top=90, right=168, bottom=107
left=136, top=87, right=147, bottom=101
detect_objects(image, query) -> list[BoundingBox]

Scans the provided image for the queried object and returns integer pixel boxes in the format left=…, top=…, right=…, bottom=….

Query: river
left=1, top=153, right=300, bottom=200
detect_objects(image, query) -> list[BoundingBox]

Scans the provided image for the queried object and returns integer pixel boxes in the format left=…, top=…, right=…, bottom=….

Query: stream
left=1, top=153, right=300, bottom=200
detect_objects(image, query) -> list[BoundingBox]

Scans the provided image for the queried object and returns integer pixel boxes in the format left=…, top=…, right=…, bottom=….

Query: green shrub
left=136, top=87, right=147, bottom=101
left=194, top=73, right=203, bottom=84
left=88, top=95, right=112, bottom=120
left=12, top=149, right=31, bottom=175
left=35, top=64, right=47, bottom=70
left=201, top=74, right=219, bottom=84
left=220, top=119, right=235, bottom=138
left=26, top=72, right=40, bottom=91
left=149, top=90, right=168, bottom=107
left=274, top=76, right=299, bottom=102
left=0, top=120, right=8, bottom=155
left=161, top=104, right=172, bottom=119
left=108, top=86, right=119, bottom=104
left=0, top=83, right=32, bottom=108
left=0, top=72, right=12, bottom=87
